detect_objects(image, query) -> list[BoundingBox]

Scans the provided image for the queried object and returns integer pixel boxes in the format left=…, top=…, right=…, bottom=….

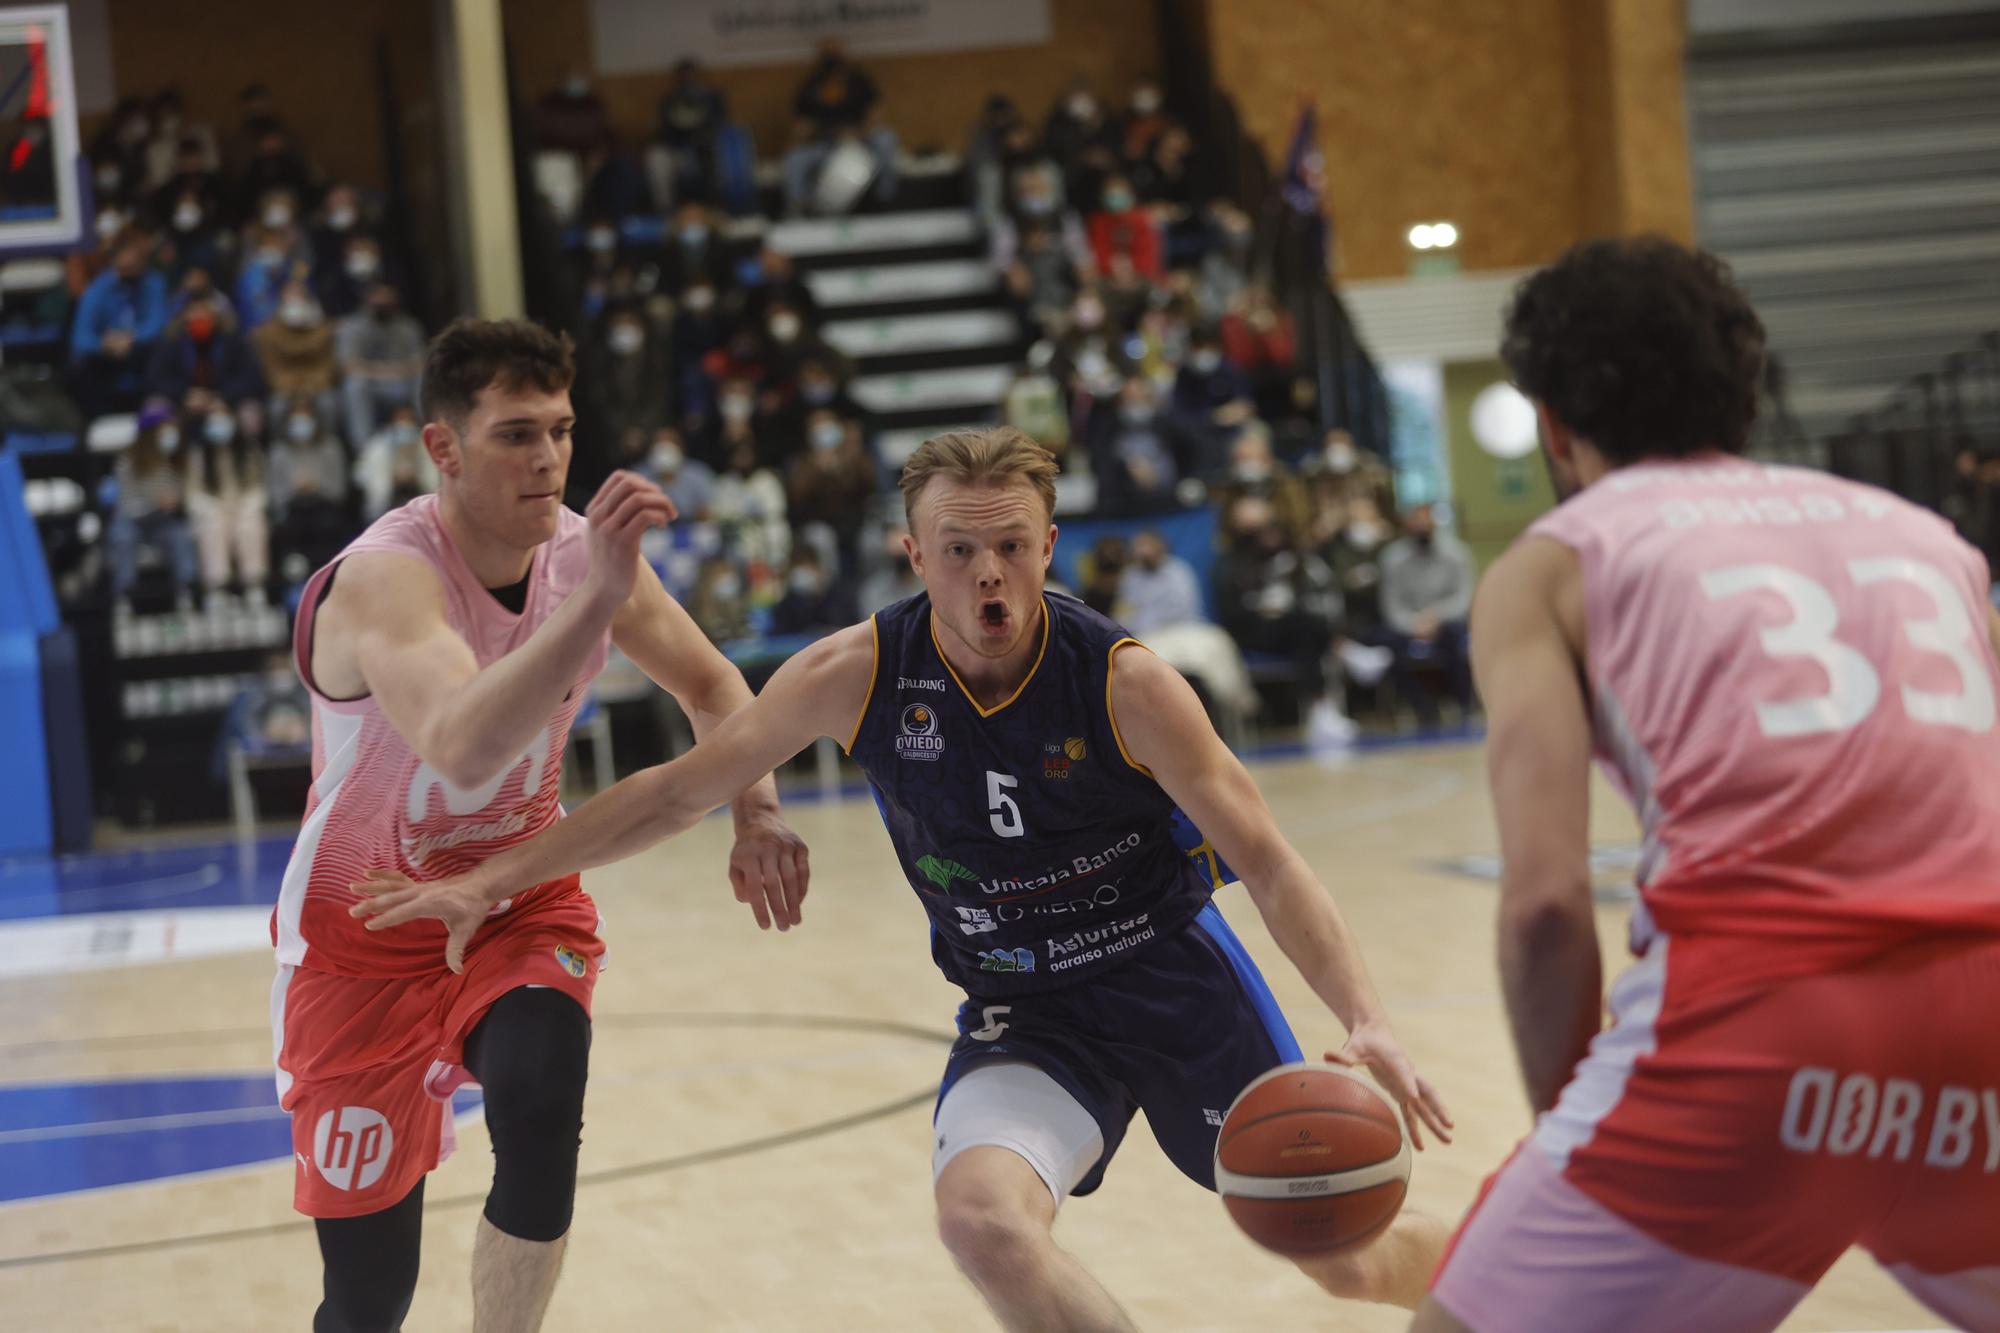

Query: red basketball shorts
left=1433, top=931, right=2000, bottom=1332
left=272, top=878, right=602, bottom=1219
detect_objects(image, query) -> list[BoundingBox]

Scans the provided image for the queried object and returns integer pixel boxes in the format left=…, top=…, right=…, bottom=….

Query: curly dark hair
left=1500, top=236, right=1766, bottom=464
left=420, top=317, right=575, bottom=429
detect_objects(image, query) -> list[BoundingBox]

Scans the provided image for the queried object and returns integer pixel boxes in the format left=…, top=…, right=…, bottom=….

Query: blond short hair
left=898, top=426, right=1059, bottom=528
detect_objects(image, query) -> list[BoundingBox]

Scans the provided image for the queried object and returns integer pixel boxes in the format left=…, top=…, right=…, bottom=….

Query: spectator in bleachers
left=1118, top=529, right=1203, bottom=635
left=1089, top=375, right=1195, bottom=514
left=235, top=124, right=318, bottom=218
left=353, top=405, right=438, bottom=521
left=670, top=280, right=727, bottom=424
left=142, top=91, right=220, bottom=194
left=1221, top=285, right=1299, bottom=418
left=146, top=293, right=264, bottom=424
left=967, top=94, right=1023, bottom=221
left=109, top=408, right=199, bottom=611
left=316, top=232, right=386, bottom=320
left=151, top=134, right=230, bottom=234
left=89, top=98, right=153, bottom=206
left=1301, top=428, right=1396, bottom=517
left=336, top=282, right=425, bottom=448
left=1043, top=79, right=1119, bottom=209
left=738, top=246, right=819, bottom=325
left=658, top=59, right=729, bottom=203
left=1117, top=81, right=1169, bottom=166
left=770, top=546, right=854, bottom=636
left=268, top=400, right=351, bottom=578
left=857, top=526, right=923, bottom=612
left=1053, top=288, right=1131, bottom=402
left=1193, top=203, right=1255, bottom=320
left=712, top=435, right=791, bottom=570
left=226, top=84, right=282, bottom=172
left=1320, top=491, right=1392, bottom=642
left=184, top=407, right=269, bottom=602
left=535, top=71, right=611, bottom=158
left=307, top=185, right=374, bottom=294
left=233, top=221, right=302, bottom=331
left=1080, top=534, right=1128, bottom=617
left=643, top=428, right=715, bottom=521
left=699, top=374, right=766, bottom=469
left=1172, top=324, right=1255, bottom=447
left=701, top=330, right=772, bottom=418
left=1378, top=503, right=1475, bottom=725
left=1002, top=343, right=1070, bottom=456
left=786, top=411, right=876, bottom=575
left=1211, top=425, right=1314, bottom=538
left=252, top=279, right=337, bottom=423
left=581, top=303, right=673, bottom=448
left=783, top=38, right=898, bottom=215
left=579, top=133, right=655, bottom=223
left=1002, top=217, right=1085, bottom=328
left=72, top=228, right=169, bottom=416
left=159, top=184, right=235, bottom=289
left=690, top=557, right=752, bottom=642
left=1086, top=174, right=1163, bottom=281
left=1214, top=494, right=1354, bottom=747
left=659, top=201, right=729, bottom=297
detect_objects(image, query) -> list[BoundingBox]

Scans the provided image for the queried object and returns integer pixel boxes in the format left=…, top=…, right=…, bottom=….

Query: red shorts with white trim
left=272, top=877, right=601, bottom=1219
left=1433, top=931, right=2000, bottom=1332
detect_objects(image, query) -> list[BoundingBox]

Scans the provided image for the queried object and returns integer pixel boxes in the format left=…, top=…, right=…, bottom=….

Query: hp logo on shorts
left=313, top=1106, right=393, bottom=1191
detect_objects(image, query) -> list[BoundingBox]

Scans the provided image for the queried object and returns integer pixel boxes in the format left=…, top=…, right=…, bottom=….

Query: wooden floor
left=0, top=743, right=1940, bottom=1331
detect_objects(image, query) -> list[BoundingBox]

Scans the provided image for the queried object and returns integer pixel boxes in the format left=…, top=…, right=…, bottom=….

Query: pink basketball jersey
left=275, top=496, right=609, bottom=976
left=1527, top=456, right=2000, bottom=955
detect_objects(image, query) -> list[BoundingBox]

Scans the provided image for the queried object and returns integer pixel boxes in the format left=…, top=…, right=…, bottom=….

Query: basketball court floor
left=0, top=740, right=1943, bottom=1330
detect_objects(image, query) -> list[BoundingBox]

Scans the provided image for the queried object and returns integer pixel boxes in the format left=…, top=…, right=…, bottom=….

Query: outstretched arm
left=1112, top=644, right=1452, bottom=1147
left=353, top=621, right=877, bottom=969
left=1471, top=537, right=1600, bottom=1115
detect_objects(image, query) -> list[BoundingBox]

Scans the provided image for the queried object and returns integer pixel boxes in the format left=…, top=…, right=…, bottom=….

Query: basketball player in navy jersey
left=354, top=427, right=1455, bottom=1325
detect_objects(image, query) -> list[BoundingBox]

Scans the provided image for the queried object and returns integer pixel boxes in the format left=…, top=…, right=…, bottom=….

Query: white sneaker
left=1338, top=641, right=1395, bottom=687
left=1306, top=699, right=1358, bottom=750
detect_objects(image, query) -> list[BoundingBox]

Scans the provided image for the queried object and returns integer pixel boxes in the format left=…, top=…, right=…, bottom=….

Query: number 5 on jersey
left=986, top=770, right=1024, bottom=838
left=1701, top=557, right=1998, bottom=738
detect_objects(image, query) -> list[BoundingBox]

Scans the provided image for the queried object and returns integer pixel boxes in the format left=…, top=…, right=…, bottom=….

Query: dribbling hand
left=348, top=870, right=491, bottom=974
left=1329, top=1020, right=1455, bottom=1150
left=582, top=470, right=677, bottom=611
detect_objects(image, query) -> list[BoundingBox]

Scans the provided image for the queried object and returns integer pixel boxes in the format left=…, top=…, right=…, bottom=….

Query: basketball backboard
left=0, top=5, right=82, bottom=252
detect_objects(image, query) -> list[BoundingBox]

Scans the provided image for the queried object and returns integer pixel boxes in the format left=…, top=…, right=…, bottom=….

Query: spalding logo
left=1285, top=1179, right=1333, bottom=1195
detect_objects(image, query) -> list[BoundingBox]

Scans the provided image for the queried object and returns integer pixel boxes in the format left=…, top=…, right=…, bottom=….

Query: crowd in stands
left=43, top=82, right=428, bottom=616
left=1945, top=443, right=2000, bottom=597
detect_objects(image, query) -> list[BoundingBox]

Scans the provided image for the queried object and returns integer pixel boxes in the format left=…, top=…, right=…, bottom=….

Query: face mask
left=173, top=202, right=203, bottom=233
left=186, top=313, right=216, bottom=341
left=263, top=203, right=293, bottom=229
left=1026, top=341, right=1054, bottom=371
left=811, top=421, right=844, bottom=451
left=679, top=223, right=708, bottom=245
left=1067, top=94, right=1095, bottom=120
left=802, top=380, right=834, bottom=405
left=118, top=118, right=150, bottom=146
left=255, top=246, right=285, bottom=266
left=1346, top=521, right=1383, bottom=547
left=156, top=425, right=181, bottom=452
left=95, top=164, right=120, bottom=191
left=280, top=299, right=319, bottom=328
left=1233, top=460, right=1273, bottom=484
left=265, top=670, right=295, bottom=692
left=390, top=422, right=420, bottom=447
left=346, top=251, right=380, bottom=280
left=205, top=413, right=235, bottom=445
left=95, top=211, right=124, bottom=242
left=710, top=572, right=742, bottom=600
left=1074, top=300, right=1104, bottom=330
left=608, top=323, right=644, bottom=355
left=651, top=442, right=683, bottom=473
left=327, top=205, right=357, bottom=231
left=287, top=415, right=317, bottom=443
left=788, top=567, right=821, bottom=595
left=586, top=228, right=617, bottom=254
left=721, top=396, right=752, bottom=421
left=1119, top=403, right=1153, bottom=426
left=1102, top=190, right=1134, bottom=212
left=770, top=314, right=801, bottom=342
left=1191, top=350, right=1221, bottom=373
left=684, top=286, right=714, bottom=313
left=1326, top=444, right=1357, bottom=473
left=1133, top=89, right=1162, bottom=114
left=565, top=77, right=590, bottom=99
left=1020, top=193, right=1055, bottom=215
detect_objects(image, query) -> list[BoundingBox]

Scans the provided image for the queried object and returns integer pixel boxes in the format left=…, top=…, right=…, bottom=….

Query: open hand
left=1329, top=1020, right=1454, bottom=1151
left=728, top=812, right=810, bottom=931
left=583, top=470, right=678, bottom=610
left=348, top=869, right=490, bottom=973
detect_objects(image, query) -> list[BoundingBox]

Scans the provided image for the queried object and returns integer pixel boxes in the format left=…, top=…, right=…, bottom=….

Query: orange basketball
left=1213, top=1062, right=1411, bottom=1257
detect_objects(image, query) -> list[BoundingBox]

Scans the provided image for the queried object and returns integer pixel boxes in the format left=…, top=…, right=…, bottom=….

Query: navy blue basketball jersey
left=846, top=590, right=1218, bottom=995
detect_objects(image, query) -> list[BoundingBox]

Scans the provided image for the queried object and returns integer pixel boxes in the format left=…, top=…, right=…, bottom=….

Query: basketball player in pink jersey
left=273, top=318, right=807, bottom=1333
left=1417, top=238, right=2000, bottom=1332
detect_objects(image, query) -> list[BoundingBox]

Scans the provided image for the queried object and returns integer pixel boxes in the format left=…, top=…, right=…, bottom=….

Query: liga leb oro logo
left=898, top=702, right=944, bottom=762
left=1042, top=736, right=1085, bottom=779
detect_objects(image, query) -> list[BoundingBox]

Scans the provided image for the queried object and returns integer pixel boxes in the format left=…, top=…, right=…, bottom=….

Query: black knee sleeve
left=464, top=987, right=591, bottom=1243
left=314, top=1179, right=423, bottom=1333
